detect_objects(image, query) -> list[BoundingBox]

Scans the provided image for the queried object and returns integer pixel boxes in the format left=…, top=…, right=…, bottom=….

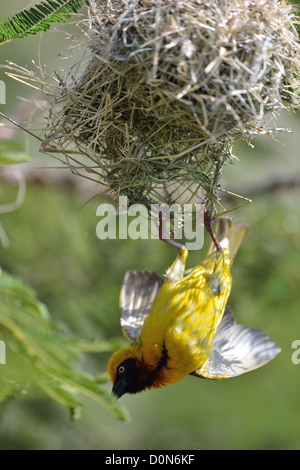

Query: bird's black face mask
left=112, top=358, right=141, bottom=399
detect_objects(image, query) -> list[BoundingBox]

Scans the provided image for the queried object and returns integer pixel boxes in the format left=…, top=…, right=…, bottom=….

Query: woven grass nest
left=42, top=0, right=300, bottom=213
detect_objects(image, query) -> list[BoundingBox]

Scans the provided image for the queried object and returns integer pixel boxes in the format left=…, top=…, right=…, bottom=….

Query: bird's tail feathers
left=207, top=218, right=249, bottom=265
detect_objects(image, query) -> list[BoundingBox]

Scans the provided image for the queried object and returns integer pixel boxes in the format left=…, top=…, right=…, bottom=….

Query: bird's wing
left=191, top=306, right=281, bottom=379
left=120, top=270, right=164, bottom=342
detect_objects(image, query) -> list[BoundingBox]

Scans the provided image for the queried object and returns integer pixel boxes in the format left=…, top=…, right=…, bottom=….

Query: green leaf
left=39, top=380, right=84, bottom=410
left=0, top=0, right=90, bottom=45
left=0, top=271, right=128, bottom=421
left=43, top=367, right=129, bottom=421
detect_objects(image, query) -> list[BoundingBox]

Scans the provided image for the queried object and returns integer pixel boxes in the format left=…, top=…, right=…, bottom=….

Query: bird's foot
left=204, top=208, right=223, bottom=252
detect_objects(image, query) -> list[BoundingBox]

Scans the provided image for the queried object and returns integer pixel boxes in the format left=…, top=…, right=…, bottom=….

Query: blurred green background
left=0, top=0, right=300, bottom=450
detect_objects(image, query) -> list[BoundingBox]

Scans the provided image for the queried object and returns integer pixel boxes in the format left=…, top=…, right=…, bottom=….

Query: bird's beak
left=112, top=378, right=128, bottom=399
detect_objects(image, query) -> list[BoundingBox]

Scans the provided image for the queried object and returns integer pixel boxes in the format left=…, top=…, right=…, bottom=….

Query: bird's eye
left=118, top=365, right=125, bottom=374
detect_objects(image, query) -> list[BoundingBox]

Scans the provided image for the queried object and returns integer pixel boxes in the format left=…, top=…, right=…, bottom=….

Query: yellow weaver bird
left=108, top=217, right=280, bottom=398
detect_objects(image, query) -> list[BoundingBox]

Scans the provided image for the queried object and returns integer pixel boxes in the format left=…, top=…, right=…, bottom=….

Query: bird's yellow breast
left=140, top=250, right=232, bottom=385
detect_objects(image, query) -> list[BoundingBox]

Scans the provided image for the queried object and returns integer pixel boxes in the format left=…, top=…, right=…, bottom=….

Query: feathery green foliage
left=0, top=0, right=89, bottom=44
left=0, top=270, right=128, bottom=421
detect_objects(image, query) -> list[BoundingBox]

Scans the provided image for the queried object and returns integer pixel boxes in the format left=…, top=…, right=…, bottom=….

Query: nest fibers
left=42, top=0, right=300, bottom=212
